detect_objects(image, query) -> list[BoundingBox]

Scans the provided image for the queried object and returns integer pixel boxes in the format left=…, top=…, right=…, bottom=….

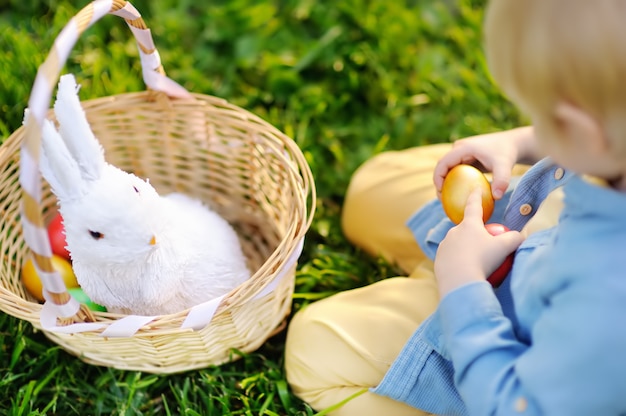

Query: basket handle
left=20, top=0, right=192, bottom=324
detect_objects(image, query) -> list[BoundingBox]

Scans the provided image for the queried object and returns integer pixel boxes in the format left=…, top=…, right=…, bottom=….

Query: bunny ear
left=40, top=118, right=86, bottom=201
left=53, top=74, right=105, bottom=182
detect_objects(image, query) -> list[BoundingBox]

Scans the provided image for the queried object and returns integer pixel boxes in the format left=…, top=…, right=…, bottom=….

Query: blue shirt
left=372, top=159, right=626, bottom=415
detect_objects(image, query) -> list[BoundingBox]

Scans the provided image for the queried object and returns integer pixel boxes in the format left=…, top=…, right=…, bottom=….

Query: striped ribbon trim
left=20, top=0, right=191, bottom=322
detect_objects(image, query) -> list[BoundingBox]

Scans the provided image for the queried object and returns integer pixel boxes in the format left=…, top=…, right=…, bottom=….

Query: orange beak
left=149, top=235, right=157, bottom=246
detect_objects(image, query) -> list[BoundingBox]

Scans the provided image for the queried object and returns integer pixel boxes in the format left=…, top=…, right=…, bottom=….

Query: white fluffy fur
left=38, top=74, right=250, bottom=315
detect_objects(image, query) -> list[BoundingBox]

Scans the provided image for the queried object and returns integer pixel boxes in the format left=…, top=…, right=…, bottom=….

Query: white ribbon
left=253, top=238, right=304, bottom=300
left=181, top=294, right=226, bottom=331
left=42, top=291, right=81, bottom=316
left=109, top=0, right=140, bottom=20
left=91, top=0, right=114, bottom=24
left=99, top=314, right=157, bottom=337
left=38, top=270, right=69, bottom=294
left=40, top=301, right=106, bottom=333
left=181, top=238, right=305, bottom=330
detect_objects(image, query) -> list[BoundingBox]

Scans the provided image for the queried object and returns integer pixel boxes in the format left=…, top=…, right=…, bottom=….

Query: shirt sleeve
left=371, top=313, right=469, bottom=415
left=439, top=281, right=626, bottom=415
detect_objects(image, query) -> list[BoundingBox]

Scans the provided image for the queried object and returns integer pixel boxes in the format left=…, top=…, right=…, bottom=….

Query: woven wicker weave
left=0, top=0, right=314, bottom=373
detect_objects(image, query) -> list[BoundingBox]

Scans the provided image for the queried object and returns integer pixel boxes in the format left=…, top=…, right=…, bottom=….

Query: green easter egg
left=68, top=287, right=107, bottom=312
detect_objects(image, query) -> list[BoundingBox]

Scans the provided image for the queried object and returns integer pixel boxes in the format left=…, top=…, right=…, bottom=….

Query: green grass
left=0, top=0, right=525, bottom=414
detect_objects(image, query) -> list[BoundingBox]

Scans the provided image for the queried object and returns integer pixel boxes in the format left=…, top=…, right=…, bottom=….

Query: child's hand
left=434, top=188, right=525, bottom=298
left=433, top=127, right=537, bottom=200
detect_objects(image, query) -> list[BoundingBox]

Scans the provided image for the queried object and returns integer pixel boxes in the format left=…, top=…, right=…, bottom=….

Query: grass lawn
left=0, top=0, right=525, bottom=414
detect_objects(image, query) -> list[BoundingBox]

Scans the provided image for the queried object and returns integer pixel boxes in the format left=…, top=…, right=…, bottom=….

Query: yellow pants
left=284, top=144, right=562, bottom=415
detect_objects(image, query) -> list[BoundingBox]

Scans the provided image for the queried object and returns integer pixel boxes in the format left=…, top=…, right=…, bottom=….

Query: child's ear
left=554, top=101, right=608, bottom=155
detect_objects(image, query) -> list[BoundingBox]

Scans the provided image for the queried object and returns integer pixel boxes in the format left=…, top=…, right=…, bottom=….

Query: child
left=284, top=0, right=626, bottom=415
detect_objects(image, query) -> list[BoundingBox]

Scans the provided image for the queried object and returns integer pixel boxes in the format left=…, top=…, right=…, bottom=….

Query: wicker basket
left=0, top=0, right=315, bottom=373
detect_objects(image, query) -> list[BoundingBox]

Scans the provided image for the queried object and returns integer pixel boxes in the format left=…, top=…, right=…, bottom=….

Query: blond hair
left=484, top=0, right=626, bottom=152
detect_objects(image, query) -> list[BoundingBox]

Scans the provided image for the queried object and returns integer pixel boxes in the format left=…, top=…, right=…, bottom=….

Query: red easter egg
left=485, top=223, right=514, bottom=288
left=47, top=212, right=71, bottom=260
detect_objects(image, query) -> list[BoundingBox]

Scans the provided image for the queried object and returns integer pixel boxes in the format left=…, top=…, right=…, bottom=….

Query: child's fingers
left=433, top=159, right=457, bottom=197
left=490, top=163, right=511, bottom=200
left=462, top=187, right=485, bottom=222
left=494, top=230, right=525, bottom=263
left=497, top=229, right=525, bottom=252
left=432, top=148, right=477, bottom=196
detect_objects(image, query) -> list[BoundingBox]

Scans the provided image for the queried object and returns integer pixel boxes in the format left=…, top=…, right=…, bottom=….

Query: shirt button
left=554, top=167, right=565, bottom=180
left=519, top=203, right=532, bottom=216
left=515, top=397, right=528, bottom=412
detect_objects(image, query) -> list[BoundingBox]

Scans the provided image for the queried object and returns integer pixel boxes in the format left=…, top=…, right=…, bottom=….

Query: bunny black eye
left=133, top=186, right=140, bottom=194
left=89, top=230, right=104, bottom=240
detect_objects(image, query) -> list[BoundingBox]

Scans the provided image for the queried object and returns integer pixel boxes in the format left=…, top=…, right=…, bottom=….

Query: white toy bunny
left=37, top=74, right=250, bottom=316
